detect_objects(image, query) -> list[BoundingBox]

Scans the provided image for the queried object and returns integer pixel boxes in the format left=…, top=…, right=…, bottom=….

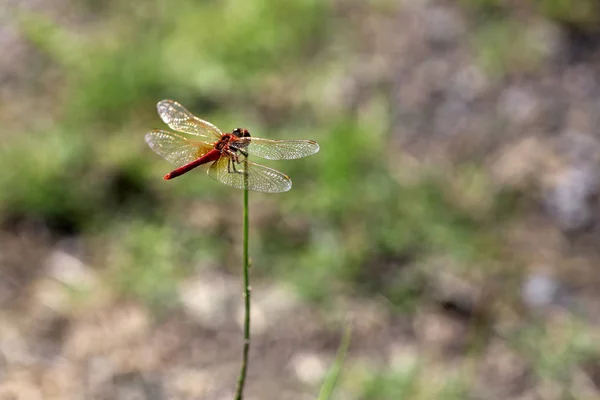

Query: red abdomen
left=164, top=148, right=221, bottom=180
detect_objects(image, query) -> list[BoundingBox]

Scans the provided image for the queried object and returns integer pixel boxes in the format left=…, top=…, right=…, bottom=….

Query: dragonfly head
left=232, top=128, right=251, bottom=138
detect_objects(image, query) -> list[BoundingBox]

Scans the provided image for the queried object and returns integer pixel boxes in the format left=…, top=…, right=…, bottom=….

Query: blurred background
left=1, top=0, right=600, bottom=399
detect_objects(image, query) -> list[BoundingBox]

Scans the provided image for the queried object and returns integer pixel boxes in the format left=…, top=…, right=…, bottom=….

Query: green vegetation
left=106, top=221, right=188, bottom=311
left=461, top=0, right=600, bottom=26
left=538, top=0, right=600, bottom=26
left=462, top=0, right=600, bottom=77
left=471, top=18, right=545, bottom=78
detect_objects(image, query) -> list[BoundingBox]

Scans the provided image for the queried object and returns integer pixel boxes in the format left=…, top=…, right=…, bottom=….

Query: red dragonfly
left=145, top=100, right=319, bottom=193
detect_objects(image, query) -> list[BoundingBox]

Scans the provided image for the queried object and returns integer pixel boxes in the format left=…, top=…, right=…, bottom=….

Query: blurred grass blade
left=17, top=10, right=84, bottom=68
left=317, top=325, right=352, bottom=400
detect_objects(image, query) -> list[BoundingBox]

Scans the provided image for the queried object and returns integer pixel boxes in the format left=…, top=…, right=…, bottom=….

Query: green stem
left=235, top=159, right=251, bottom=400
left=317, top=325, right=352, bottom=400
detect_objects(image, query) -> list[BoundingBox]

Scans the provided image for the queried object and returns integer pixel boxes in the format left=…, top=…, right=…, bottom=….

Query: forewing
left=145, top=130, right=214, bottom=167
left=229, top=137, right=320, bottom=160
left=156, top=100, right=222, bottom=140
left=207, top=155, right=292, bottom=193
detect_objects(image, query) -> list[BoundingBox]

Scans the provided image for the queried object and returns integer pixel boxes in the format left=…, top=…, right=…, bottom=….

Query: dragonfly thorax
left=215, top=133, right=235, bottom=152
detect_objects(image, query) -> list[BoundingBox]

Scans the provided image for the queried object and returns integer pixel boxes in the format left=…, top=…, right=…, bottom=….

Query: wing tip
left=156, top=99, right=183, bottom=121
left=310, top=141, right=320, bottom=154
left=145, top=129, right=167, bottom=146
left=279, top=175, right=292, bottom=193
left=156, top=99, right=170, bottom=111
left=144, top=131, right=156, bottom=145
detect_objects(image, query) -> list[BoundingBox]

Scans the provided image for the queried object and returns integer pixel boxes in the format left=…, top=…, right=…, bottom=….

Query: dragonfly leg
left=238, top=148, right=249, bottom=158
left=226, top=157, right=244, bottom=175
left=232, top=160, right=245, bottom=175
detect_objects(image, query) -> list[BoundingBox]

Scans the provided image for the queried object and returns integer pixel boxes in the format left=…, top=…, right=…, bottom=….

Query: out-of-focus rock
left=388, top=340, right=419, bottom=373
left=0, top=369, right=43, bottom=400
left=473, top=339, right=531, bottom=399
left=429, top=270, right=482, bottom=316
left=545, top=165, right=598, bottom=231
left=0, top=319, right=34, bottom=366
left=563, top=65, right=597, bottom=99
left=45, top=250, right=97, bottom=291
left=527, top=19, right=563, bottom=61
left=345, top=297, right=389, bottom=338
left=421, top=4, right=465, bottom=45
left=30, top=279, right=70, bottom=314
left=522, top=271, right=560, bottom=309
left=238, top=284, right=300, bottom=336
left=64, top=306, right=150, bottom=360
left=572, top=364, right=600, bottom=399
left=39, top=362, right=84, bottom=399
left=581, top=357, right=600, bottom=393
left=555, top=131, right=600, bottom=164
left=290, top=352, right=328, bottom=385
left=543, top=132, right=600, bottom=233
left=413, top=309, right=469, bottom=355
left=489, top=136, right=557, bottom=190
left=498, top=85, right=540, bottom=125
left=535, top=379, right=566, bottom=400
left=96, top=372, right=164, bottom=400
left=452, top=64, right=489, bottom=101
left=179, top=272, right=238, bottom=330
left=167, top=368, right=220, bottom=399
left=433, top=98, right=469, bottom=137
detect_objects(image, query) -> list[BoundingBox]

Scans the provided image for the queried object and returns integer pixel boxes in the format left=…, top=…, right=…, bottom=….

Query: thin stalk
left=235, top=159, right=251, bottom=400
left=317, top=325, right=352, bottom=400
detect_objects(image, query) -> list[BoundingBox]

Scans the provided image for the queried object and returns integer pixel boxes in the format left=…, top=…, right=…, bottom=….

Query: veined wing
left=208, top=155, right=292, bottom=193
left=229, top=137, right=319, bottom=160
left=157, top=100, right=222, bottom=140
left=145, top=130, right=214, bottom=167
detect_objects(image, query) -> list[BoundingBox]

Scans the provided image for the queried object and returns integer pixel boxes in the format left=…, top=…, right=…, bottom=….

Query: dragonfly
left=145, top=100, right=320, bottom=193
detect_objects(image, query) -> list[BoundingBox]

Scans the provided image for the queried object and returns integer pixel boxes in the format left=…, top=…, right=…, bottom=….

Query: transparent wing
left=145, top=130, right=214, bottom=167
left=229, top=137, right=320, bottom=160
left=156, top=100, right=222, bottom=140
left=207, top=155, right=292, bottom=193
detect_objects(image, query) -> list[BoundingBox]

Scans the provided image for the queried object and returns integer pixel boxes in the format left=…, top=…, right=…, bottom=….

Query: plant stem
left=235, top=159, right=251, bottom=400
left=317, top=325, right=352, bottom=400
